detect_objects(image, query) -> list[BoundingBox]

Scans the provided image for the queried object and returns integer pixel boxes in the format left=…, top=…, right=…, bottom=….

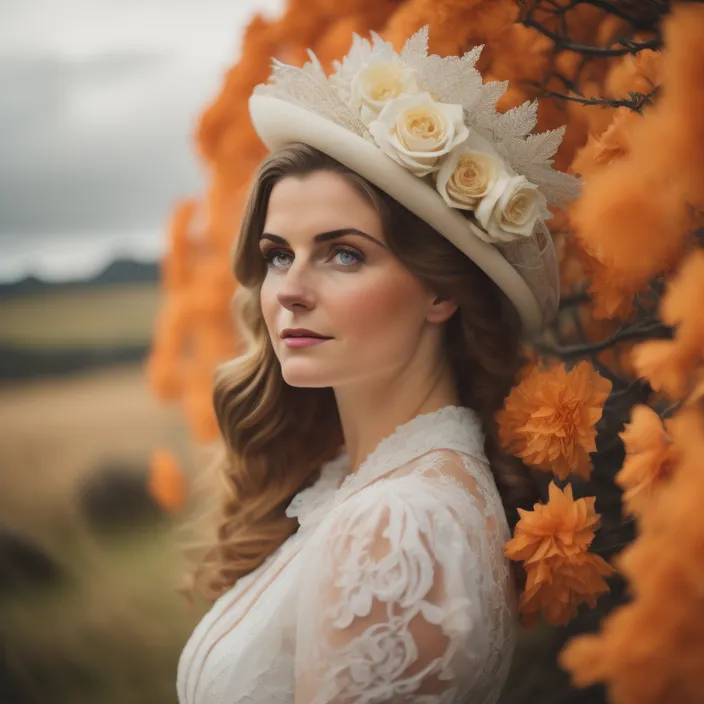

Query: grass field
left=0, top=360, right=212, bottom=704
left=0, top=283, right=162, bottom=348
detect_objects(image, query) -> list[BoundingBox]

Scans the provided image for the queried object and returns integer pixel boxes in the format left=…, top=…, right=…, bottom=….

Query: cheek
left=334, top=270, right=426, bottom=339
left=259, top=278, right=277, bottom=332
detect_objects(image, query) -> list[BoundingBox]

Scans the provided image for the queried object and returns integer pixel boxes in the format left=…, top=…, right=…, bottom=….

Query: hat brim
left=249, top=94, right=543, bottom=336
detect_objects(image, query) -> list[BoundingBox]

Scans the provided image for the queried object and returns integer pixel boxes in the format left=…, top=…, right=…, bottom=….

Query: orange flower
left=658, top=3, right=704, bottom=207
left=570, top=158, right=689, bottom=298
left=505, top=482, right=615, bottom=627
left=632, top=250, right=704, bottom=398
left=631, top=339, right=688, bottom=398
left=578, top=249, right=636, bottom=321
left=570, top=107, right=639, bottom=178
left=660, top=249, right=704, bottom=356
left=560, top=407, right=704, bottom=704
left=615, top=405, right=678, bottom=517
left=497, top=362, right=612, bottom=480
left=147, top=448, right=189, bottom=513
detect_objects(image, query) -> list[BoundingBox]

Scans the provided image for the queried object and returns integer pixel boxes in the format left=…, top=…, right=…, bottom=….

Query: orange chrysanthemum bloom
left=505, top=482, right=615, bottom=627
left=497, top=362, right=612, bottom=480
left=615, top=405, right=678, bottom=517
left=148, top=448, right=189, bottom=513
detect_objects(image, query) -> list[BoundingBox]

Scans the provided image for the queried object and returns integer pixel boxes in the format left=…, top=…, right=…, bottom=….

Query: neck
left=333, top=355, right=460, bottom=474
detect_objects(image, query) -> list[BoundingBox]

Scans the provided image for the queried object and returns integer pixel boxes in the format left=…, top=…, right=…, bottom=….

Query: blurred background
left=4, top=0, right=694, bottom=702
left=0, top=2, right=282, bottom=702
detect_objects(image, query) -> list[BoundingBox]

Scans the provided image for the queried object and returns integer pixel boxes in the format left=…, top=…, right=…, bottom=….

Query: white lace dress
left=177, top=406, right=519, bottom=704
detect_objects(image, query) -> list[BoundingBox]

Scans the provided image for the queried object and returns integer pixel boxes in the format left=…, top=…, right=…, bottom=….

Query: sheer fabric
left=177, top=406, right=518, bottom=704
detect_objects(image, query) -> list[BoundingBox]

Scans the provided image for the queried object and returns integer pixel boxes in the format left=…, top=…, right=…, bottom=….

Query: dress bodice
left=177, top=406, right=519, bottom=704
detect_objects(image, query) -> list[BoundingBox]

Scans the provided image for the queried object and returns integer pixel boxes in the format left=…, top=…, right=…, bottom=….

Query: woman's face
left=259, top=170, right=448, bottom=389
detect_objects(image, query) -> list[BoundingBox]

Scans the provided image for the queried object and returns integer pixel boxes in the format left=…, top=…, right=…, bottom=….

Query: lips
left=280, top=328, right=332, bottom=340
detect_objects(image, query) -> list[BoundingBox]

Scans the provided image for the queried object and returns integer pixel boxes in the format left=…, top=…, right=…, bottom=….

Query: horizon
left=0, top=0, right=284, bottom=285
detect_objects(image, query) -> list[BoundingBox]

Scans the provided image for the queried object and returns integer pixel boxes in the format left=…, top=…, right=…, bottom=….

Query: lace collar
left=286, top=405, right=486, bottom=531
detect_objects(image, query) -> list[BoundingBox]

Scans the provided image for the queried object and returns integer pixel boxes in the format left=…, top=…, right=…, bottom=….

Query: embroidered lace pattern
left=177, top=406, right=518, bottom=704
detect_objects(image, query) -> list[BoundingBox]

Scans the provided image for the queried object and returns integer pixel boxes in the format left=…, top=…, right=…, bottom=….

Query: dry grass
left=0, top=363, right=212, bottom=704
left=0, top=364, right=185, bottom=542
left=0, top=284, right=162, bottom=348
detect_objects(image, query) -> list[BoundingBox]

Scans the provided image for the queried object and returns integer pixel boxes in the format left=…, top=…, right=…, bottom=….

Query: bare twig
left=535, top=320, right=671, bottom=359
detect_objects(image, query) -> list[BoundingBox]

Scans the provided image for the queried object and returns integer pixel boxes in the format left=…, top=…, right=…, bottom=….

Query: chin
left=279, top=361, right=335, bottom=388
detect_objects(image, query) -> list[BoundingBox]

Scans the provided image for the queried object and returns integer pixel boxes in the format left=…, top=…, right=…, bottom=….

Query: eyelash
left=262, top=246, right=364, bottom=270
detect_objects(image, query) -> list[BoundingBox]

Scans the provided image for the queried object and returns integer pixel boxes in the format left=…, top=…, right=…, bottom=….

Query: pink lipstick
left=282, top=337, right=330, bottom=348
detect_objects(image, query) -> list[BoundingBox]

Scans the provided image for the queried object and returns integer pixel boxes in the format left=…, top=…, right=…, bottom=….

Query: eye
left=262, top=248, right=292, bottom=269
left=331, top=247, right=364, bottom=269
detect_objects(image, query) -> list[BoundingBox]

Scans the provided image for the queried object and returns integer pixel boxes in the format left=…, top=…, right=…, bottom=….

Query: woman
left=177, top=27, right=579, bottom=704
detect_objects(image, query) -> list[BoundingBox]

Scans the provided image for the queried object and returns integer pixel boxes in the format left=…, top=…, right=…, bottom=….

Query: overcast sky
left=0, top=0, right=284, bottom=282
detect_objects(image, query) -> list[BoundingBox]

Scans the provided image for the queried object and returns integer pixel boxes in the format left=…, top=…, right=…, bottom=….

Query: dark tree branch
left=537, top=88, right=658, bottom=111
left=521, top=19, right=661, bottom=56
left=535, top=320, right=671, bottom=359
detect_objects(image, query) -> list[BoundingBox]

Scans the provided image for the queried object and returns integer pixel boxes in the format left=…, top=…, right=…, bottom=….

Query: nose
left=275, top=261, right=316, bottom=312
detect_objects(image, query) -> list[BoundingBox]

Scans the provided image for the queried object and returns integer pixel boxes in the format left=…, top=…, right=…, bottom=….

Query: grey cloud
left=0, top=50, right=208, bottom=244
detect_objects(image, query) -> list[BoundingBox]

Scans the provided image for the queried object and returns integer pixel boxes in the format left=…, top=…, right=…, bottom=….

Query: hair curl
left=186, top=143, right=539, bottom=602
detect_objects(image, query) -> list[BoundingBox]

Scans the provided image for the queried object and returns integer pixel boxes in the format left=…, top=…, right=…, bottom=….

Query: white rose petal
left=436, top=145, right=505, bottom=211
left=369, top=92, right=469, bottom=177
left=350, top=60, right=420, bottom=126
left=475, top=172, right=510, bottom=232
left=476, top=174, right=547, bottom=243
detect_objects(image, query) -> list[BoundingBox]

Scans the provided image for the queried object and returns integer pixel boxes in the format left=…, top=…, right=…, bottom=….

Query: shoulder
left=308, top=448, right=512, bottom=584
left=336, top=447, right=500, bottom=525
left=294, top=450, right=513, bottom=701
left=313, top=449, right=497, bottom=559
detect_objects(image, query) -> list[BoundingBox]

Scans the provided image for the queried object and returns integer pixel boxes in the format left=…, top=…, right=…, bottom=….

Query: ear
left=426, top=294, right=459, bottom=324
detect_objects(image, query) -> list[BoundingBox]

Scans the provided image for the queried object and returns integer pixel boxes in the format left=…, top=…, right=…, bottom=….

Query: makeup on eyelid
left=261, top=244, right=365, bottom=269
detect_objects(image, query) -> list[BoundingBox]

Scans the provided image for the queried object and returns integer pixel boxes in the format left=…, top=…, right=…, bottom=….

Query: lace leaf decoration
left=468, top=80, right=510, bottom=135
left=399, top=23, right=429, bottom=63
left=329, top=30, right=397, bottom=102
left=254, top=55, right=369, bottom=138
left=493, top=100, right=539, bottom=140
left=402, top=30, right=486, bottom=112
left=498, top=127, right=582, bottom=207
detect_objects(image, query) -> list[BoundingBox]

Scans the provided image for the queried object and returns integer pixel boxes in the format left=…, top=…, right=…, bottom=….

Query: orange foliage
left=632, top=250, right=704, bottom=398
left=615, top=405, right=678, bottom=518
left=504, top=482, right=615, bottom=627
left=148, top=448, right=189, bottom=513
left=560, top=408, right=704, bottom=704
left=570, top=107, right=640, bottom=178
left=570, top=158, right=690, bottom=320
left=569, top=4, right=704, bottom=321
left=655, top=3, right=704, bottom=207
left=497, top=361, right=612, bottom=480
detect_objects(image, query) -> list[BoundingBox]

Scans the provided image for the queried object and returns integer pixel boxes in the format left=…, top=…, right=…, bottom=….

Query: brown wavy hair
left=187, top=143, right=540, bottom=602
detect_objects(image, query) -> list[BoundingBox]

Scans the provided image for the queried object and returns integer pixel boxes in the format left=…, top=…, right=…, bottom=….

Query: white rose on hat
left=435, top=142, right=505, bottom=211
left=368, top=92, right=470, bottom=177
left=475, top=173, right=548, bottom=243
left=350, top=61, right=420, bottom=126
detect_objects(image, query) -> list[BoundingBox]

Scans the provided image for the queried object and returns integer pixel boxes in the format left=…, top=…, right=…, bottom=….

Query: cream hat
left=248, top=27, right=581, bottom=336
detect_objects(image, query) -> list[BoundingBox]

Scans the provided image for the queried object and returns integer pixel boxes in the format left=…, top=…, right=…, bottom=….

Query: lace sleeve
left=293, top=469, right=499, bottom=704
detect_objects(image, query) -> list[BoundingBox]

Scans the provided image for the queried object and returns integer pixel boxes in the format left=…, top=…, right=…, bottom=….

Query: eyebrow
left=259, top=228, right=387, bottom=249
